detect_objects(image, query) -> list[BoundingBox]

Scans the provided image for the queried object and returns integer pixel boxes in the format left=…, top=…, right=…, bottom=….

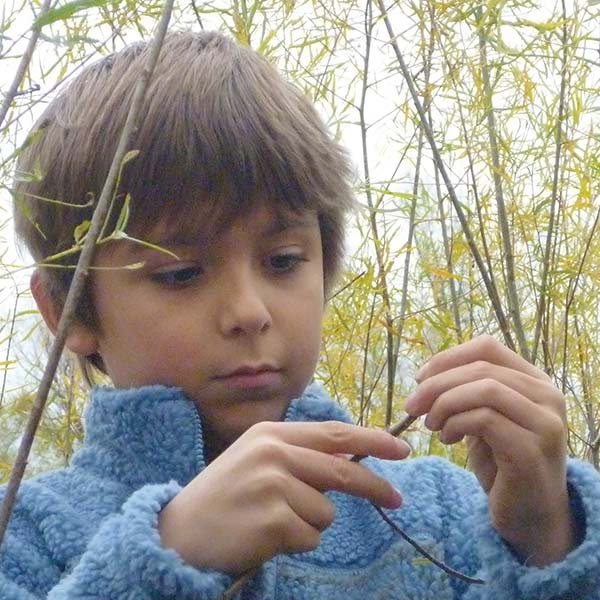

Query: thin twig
left=0, top=0, right=176, bottom=548
left=0, top=0, right=52, bottom=129
left=388, top=0, right=435, bottom=426
left=374, top=0, right=515, bottom=353
left=0, top=291, right=20, bottom=411
left=475, top=5, right=529, bottom=362
left=370, top=505, right=484, bottom=584
left=532, top=0, right=569, bottom=364
left=350, top=413, right=418, bottom=463
left=223, top=414, right=484, bottom=598
left=363, top=419, right=485, bottom=584
left=358, top=0, right=396, bottom=428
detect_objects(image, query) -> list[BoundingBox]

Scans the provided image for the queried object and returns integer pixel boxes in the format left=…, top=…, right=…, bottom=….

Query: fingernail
left=404, top=392, right=418, bottom=413
left=389, top=488, right=403, bottom=509
left=424, top=413, right=435, bottom=430
left=395, top=439, right=411, bottom=456
left=415, top=362, right=429, bottom=382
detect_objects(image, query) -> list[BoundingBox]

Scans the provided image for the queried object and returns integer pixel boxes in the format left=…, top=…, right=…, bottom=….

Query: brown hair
left=13, top=30, right=355, bottom=381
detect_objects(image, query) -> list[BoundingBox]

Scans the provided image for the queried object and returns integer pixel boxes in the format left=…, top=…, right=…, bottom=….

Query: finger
left=466, top=435, right=497, bottom=490
left=440, top=407, right=545, bottom=470
left=406, top=362, right=564, bottom=418
left=278, top=511, right=322, bottom=555
left=280, top=444, right=403, bottom=509
left=251, top=420, right=411, bottom=461
left=416, top=335, right=550, bottom=383
left=421, top=379, right=565, bottom=437
left=282, top=477, right=337, bottom=531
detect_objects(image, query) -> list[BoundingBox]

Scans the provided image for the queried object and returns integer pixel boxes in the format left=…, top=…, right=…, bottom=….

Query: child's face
left=84, top=203, right=325, bottom=441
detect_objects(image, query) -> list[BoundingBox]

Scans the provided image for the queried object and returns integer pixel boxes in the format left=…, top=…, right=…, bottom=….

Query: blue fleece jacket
left=0, top=383, right=599, bottom=599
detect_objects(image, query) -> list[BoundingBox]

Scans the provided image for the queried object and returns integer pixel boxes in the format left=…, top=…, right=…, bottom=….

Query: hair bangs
left=119, top=35, right=333, bottom=241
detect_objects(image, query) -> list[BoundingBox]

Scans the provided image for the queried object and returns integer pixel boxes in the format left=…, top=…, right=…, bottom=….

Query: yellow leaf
left=424, top=265, right=462, bottom=280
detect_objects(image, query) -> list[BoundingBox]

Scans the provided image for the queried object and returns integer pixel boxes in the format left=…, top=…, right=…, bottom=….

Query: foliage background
left=1, top=0, right=599, bottom=480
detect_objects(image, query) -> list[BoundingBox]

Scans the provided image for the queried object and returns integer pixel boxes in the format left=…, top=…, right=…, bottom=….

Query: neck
left=196, top=397, right=292, bottom=463
left=201, top=418, right=236, bottom=464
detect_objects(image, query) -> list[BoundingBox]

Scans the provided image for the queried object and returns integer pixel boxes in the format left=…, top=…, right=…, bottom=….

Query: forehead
left=138, top=201, right=319, bottom=248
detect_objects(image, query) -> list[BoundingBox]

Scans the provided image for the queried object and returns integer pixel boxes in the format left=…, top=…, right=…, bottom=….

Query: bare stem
left=222, top=413, right=484, bottom=598
left=374, top=0, right=516, bottom=352
left=359, top=0, right=396, bottom=426
left=0, top=0, right=52, bottom=129
left=0, top=0, right=176, bottom=548
left=475, top=5, right=529, bottom=361
left=532, top=0, right=569, bottom=363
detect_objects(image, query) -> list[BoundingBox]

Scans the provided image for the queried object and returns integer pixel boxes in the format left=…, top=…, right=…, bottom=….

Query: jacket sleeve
left=0, top=481, right=234, bottom=599
left=440, top=458, right=600, bottom=600
left=464, top=460, right=600, bottom=600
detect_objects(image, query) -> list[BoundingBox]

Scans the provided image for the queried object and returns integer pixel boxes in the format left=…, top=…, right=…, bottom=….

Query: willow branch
left=443, top=55, right=498, bottom=324
left=560, top=204, right=600, bottom=397
left=0, top=0, right=52, bottom=129
left=474, top=5, right=529, bottom=361
left=387, top=0, right=433, bottom=426
left=532, top=0, right=569, bottom=364
left=0, top=0, right=175, bottom=547
left=374, top=0, right=515, bottom=352
left=359, top=294, right=378, bottom=426
left=426, top=8, right=462, bottom=343
left=359, top=0, right=396, bottom=427
left=222, top=414, right=484, bottom=598
left=0, top=291, right=20, bottom=410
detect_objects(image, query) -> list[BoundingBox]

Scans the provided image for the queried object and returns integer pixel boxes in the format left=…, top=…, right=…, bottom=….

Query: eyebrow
left=264, top=214, right=313, bottom=236
left=145, top=213, right=314, bottom=250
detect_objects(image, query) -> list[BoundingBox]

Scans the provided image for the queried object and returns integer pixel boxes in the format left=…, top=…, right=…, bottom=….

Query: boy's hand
left=158, top=421, right=409, bottom=575
left=405, top=335, right=574, bottom=566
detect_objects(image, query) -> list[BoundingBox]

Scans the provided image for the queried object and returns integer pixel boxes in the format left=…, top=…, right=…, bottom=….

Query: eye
left=268, top=253, right=307, bottom=273
left=150, top=265, right=203, bottom=286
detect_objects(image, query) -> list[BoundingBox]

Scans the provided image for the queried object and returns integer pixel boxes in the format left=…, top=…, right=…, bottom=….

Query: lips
left=216, top=365, right=279, bottom=378
left=214, top=365, right=282, bottom=390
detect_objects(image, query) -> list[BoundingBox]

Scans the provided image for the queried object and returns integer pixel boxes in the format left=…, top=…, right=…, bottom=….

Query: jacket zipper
left=192, top=406, right=203, bottom=473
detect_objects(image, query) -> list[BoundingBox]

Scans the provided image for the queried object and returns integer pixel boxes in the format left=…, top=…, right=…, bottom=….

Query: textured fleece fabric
left=0, top=383, right=599, bottom=599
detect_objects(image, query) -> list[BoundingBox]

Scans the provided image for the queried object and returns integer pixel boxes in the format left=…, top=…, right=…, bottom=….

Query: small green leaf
left=113, top=232, right=179, bottom=259
left=122, top=149, right=140, bottom=166
left=115, top=194, right=131, bottom=232
left=33, top=0, right=110, bottom=29
left=73, top=220, right=91, bottom=244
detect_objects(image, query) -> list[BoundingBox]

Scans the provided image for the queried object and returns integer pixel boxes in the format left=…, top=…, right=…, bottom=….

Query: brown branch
left=359, top=0, right=396, bottom=427
left=0, top=291, right=21, bottom=410
left=190, top=0, right=205, bottom=29
left=573, top=318, right=599, bottom=468
left=223, top=414, right=484, bottom=598
left=374, top=0, right=516, bottom=353
left=387, top=0, right=434, bottom=427
left=532, top=0, right=569, bottom=364
left=427, top=10, right=463, bottom=344
left=359, top=294, right=378, bottom=426
left=560, top=204, right=600, bottom=397
left=474, top=5, right=529, bottom=361
left=443, top=55, right=498, bottom=328
left=0, top=0, right=52, bottom=129
left=328, top=270, right=366, bottom=301
left=0, top=0, right=176, bottom=548
left=370, top=504, right=484, bottom=584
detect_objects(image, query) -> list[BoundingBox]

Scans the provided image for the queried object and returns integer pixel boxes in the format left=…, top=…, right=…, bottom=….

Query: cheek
left=287, top=289, right=324, bottom=363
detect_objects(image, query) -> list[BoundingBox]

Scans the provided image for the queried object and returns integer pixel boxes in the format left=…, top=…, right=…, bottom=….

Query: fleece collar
left=71, top=382, right=351, bottom=490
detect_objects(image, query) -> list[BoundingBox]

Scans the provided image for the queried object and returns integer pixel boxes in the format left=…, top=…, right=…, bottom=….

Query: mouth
left=214, top=365, right=282, bottom=389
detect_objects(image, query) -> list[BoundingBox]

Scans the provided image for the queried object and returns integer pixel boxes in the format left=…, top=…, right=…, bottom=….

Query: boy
left=3, top=30, right=600, bottom=599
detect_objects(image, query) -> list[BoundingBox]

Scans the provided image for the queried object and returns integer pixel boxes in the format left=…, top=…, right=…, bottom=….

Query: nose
left=217, top=270, right=272, bottom=337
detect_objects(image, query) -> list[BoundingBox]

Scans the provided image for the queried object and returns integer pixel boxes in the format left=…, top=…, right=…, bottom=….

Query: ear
left=30, top=270, right=99, bottom=357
